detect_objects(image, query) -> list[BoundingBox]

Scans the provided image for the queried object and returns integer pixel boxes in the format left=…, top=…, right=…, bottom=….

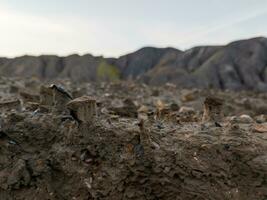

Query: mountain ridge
left=1, top=36, right=267, bottom=91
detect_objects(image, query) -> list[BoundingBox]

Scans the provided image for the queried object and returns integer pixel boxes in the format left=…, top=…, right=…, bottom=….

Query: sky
left=0, top=0, right=267, bottom=58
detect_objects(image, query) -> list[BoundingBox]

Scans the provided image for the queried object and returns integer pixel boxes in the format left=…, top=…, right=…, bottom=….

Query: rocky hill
left=1, top=37, right=267, bottom=91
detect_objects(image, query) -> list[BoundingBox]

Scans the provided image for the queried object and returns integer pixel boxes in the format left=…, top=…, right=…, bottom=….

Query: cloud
left=187, top=7, right=267, bottom=41
left=0, top=5, right=79, bottom=56
left=0, top=4, right=141, bottom=57
left=0, top=1, right=266, bottom=57
left=139, top=6, right=267, bottom=50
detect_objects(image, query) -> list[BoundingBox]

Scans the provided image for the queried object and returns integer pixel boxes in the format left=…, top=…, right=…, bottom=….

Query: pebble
left=239, top=114, right=254, bottom=124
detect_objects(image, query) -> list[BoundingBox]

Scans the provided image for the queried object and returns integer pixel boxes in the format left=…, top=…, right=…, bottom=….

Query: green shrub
left=97, top=60, right=120, bottom=81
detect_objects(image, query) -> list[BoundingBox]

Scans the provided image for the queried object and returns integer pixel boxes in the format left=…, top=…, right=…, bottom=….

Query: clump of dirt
left=0, top=77, right=266, bottom=200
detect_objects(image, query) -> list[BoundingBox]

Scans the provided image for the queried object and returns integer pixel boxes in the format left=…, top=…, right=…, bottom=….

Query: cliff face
left=0, top=54, right=102, bottom=82
left=147, top=37, right=267, bottom=91
left=1, top=37, right=267, bottom=91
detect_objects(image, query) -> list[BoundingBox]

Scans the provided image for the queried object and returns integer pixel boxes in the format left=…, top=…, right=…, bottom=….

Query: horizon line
left=0, top=35, right=265, bottom=59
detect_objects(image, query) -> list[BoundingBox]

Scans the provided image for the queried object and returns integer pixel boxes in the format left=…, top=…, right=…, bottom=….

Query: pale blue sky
left=0, top=0, right=267, bottom=57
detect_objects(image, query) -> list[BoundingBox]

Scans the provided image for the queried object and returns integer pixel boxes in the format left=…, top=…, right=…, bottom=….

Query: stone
left=179, top=106, right=195, bottom=114
left=151, top=89, right=160, bottom=96
left=38, top=105, right=50, bottom=113
left=228, top=115, right=254, bottom=124
left=7, top=159, right=31, bottom=189
left=255, top=115, right=267, bottom=123
left=169, top=103, right=180, bottom=111
left=67, top=96, right=97, bottom=123
left=19, top=90, right=40, bottom=104
left=50, top=84, right=72, bottom=112
left=24, top=102, right=39, bottom=111
left=0, top=99, right=21, bottom=112
left=165, top=83, right=176, bottom=89
left=9, top=85, right=21, bottom=94
left=181, top=90, right=197, bottom=102
left=138, top=119, right=152, bottom=153
left=138, top=105, right=149, bottom=121
left=239, top=114, right=254, bottom=124
left=155, top=102, right=179, bottom=121
left=155, top=99, right=166, bottom=118
left=253, top=123, right=267, bottom=133
left=138, top=105, right=149, bottom=113
left=178, top=106, right=197, bottom=122
left=202, top=96, right=223, bottom=122
left=109, top=98, right=138, bottom=118
left=39, top=86, right=54, bottom=106
left=6, top=112, right=26, bottom=124
left=123, top=98, right=137, bottom=108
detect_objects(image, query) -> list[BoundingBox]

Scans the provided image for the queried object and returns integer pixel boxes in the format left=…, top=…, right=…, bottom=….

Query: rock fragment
left=138, top=105, right=149, bottom=120
left=9, top=85, right=21, bottom=94
left=239, top=114, right=254, bottom=124
left=50, top=84, right=73, bottom=112
left=179, top=106, right=195, bottom=114
left=255, top=114, right=267, bottom=123
left=155, top=99, right=170, bottom=119
left=80, top=149, right=95, bottom=165
left=178, top=106, right=197, bottom=122
left=138, top=119, right=152, bottom=153
left=67, top=96, right=97, bottom=123
left=228, top=114, right=254, bottom=124
left=181, top=90, right=198, bottom=102
left=19, top=90, right=40, bottom=104
left=151, top=89, right=160, bottom=96
left=169, top=102, right=180, bottom=111
left=253, top=123, right=267, bottom=133
left=202, top=96, right=223, bottom=123
left=24, top=102, right=39, bottom=111
left=109, top=98, right=137, bottom=118
left=7, top=159, right=31, bottom=189
left=39, top=85, right=54, bottom=106
left=138, top=119, right=159, bottom=153
left=0, top=99, right=21, bottom=112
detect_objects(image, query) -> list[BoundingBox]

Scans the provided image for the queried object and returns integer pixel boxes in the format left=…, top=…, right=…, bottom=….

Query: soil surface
left=0, top=77, right=266, bottom=200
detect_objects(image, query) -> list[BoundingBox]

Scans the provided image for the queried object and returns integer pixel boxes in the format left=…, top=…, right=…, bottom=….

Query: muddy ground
left=0, top=77, right=266, bottom=200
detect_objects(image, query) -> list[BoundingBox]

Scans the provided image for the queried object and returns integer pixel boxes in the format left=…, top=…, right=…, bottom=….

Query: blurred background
left=0, top=0, right=267, bottom=91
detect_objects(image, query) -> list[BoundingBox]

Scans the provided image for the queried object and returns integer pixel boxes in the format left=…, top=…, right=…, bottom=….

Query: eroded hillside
left=1, top=37, right=267, bottom=91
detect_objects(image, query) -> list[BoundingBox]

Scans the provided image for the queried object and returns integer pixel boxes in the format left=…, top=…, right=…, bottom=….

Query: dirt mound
left=0, top=78, right=266, bottom=200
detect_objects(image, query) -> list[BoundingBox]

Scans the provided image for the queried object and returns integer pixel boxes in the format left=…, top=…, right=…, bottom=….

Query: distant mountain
left=1, top=37, right=267, bottom=91
left=141, top=37, right=267, bottom=91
